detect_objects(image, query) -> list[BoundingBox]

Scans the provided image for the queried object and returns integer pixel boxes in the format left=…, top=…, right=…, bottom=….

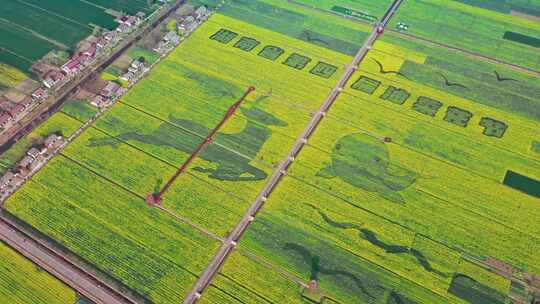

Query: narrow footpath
left=181, top=0, right=404, bottom=303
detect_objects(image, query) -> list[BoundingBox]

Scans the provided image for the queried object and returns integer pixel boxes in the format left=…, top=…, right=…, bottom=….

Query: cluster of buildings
left=90, top=81, right=126, bottom=108
left=0, top=134, right=65, bottom=196
left=0, top=11, right=149, bottom=135
left=61, top=43, right=100, bottom=76
left=154, top=6, right=210, bottom=53
left=120, top=57, right=147, bottom=82
left=0, top=87, right=49, bottom=129
left=117, top=12, right=146, bottom=33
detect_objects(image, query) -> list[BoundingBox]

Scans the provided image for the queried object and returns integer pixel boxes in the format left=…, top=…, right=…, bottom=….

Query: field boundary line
left=0, top=18, right=69, bottom=49
left=85, top=116, right=261, bottom=207
left=0, top=47, right=34, bottom=64
left=0, top=214, right=141, bottom=304
left=116, top=101, right=278, bottom=170
left=181, top=1, right=404, bottom=302
left=58, top=153, right=223, bottom=244
left=386, top=30, right=540, bottom=77
left=14, top=0, right=92, bottom=30
left=337, top=86, right=540, bottom=166
left=286, top=173, right=540, bottom=274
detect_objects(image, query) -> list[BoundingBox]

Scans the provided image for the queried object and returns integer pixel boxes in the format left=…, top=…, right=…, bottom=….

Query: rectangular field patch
left=502, top=31, right=540, bottom=48
left=210, top=28, right=238, bottom=44
left=412, top=96, right=443, bottom=117
left=479, top=117, right=508, bottom=138
left=351, top=76, right=381, bottom=94
left=444, top=106, right=473, bottom=127
left=380, top=86, right=410, bottom=105
left=234, top=37, right=260, bottom=52
left=258, top=45, right=284, bottom=61
left=310, top=61, right=338, bottom=78
left=282, top=53, right=312, bottom=70
left=503, top=170, right=540, bottom=198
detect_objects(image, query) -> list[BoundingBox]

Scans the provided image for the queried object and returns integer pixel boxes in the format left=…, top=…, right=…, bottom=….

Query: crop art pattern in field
left=209, top=28, right=238, bottom=43
left=380, top=86, right=411, bottom=105
left=282, top=53, right=312, bottom=70
left=412, top=96, right=443, bottom=117
left=209, top=28, right=338, bottom=79
left=233, top=37, right=261, bottom=51
left=348, top=73, right=511, bottom=139
left=351, top=76, right=381, bottom=94
left=310, top=62, right=338, bottom=79
left=443, top=106, right=474, bottom=128
left=317, top=133, right=418, bottom=204
left=258, top=45, right=285, bottom=61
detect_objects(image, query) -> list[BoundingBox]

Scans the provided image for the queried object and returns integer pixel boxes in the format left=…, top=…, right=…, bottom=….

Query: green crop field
left=2, top=0, right=539, bottom=303
left=389, top=0, right=540, bottom=70
left=0, top=0, right=154, bottom=76
left=2, top=11, right=356, bottom=302
left=0, top=242, right=78, bottom=304
left=5, top=156, right=221, bottom=304
left=85, top=0, right=155, bottom=15
left=199, top=251, right=308, bottom=303
left=190, top=0, right=373, bottom=56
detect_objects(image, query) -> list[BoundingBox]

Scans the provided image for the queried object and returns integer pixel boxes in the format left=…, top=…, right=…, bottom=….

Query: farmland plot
left=286, top=119, right=540, bottom=273
left=60, top=126, right=247, bottom=237
left=240, top=210, right=450, bottom=303
left=375, top=34, right=540, bottom=123
left=5, top=157, right=220, bottom=304
left=199, top=251, right=307, bottom=304
left=0, top=242, right=77, bottom=304
left=0, top=1, right=91, bottom=47
left=15, top=0, right=117, bottom=30
left=389, top=0, right=540, bottom=70
left=191, top=0, right=373, bottom=56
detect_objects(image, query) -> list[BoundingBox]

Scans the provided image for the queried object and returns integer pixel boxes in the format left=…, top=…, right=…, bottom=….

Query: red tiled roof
left=0, top=113, right=12, bottom=125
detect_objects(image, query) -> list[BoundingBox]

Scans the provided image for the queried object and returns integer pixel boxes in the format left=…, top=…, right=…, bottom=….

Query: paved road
left=0, top=216, right=137, bottom=304
left=181, top=1, right=404, bottom=303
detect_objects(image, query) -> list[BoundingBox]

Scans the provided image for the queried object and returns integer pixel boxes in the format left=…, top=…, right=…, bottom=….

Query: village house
left=28, top=155, right=46, bottom=171
left=83, top=44, right=97, bottom=58
left=179, top=15, right=197, bottom=32
left=153, top=40, right=166, bottom=53
left=136, top=11, right=146, bottom=21
left=90, top=95, right=107, bottom=107
left=100, top=81, right=122, bottom=98
left=194, top=6, right=208, bottom=20
left=43, top=71, right=65, bottom=89
left=18, top=155, right=34, bottom=169
left=9, top=104, right=25, bottom=118
left=163, top=31, right=181, bottom=45
left=9, top=175, right=24, bottom=188
left=0, top=171, right=14, bottom=189
left=116, top=23, right=130, bottom=33
left=120, top=71, right=135, bottom=82
left=96, top=37, right=107, bottom=48
left=0, top=113, right=12, bottom=128
left=27, top=147, right=41, bottom=159
left=31, top=88, right=47, bottom=101
left=61, top=53, right=92, bottom=74
left=20, top=97, right=33, bottom=108
left=43, top=134, right=62, bottom=149
left=103, top=31, right=117, bottom=41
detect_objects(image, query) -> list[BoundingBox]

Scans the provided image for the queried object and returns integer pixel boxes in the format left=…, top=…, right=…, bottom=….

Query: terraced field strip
left=0, top=214, right=137, bottom=304
left=182, top=1, right=404, bottom=303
